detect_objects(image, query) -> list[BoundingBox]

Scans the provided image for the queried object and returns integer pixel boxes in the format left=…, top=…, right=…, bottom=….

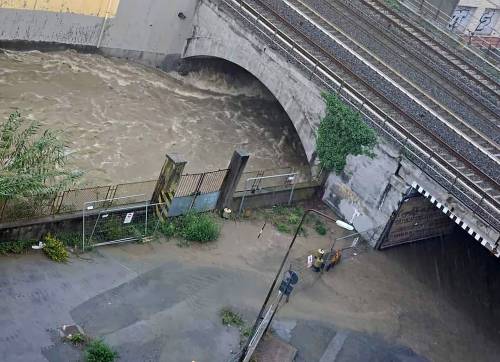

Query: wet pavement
left=0, top=217, right=499, bottom=361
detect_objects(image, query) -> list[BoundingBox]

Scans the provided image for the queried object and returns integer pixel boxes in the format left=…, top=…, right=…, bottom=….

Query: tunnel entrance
left=376, top=189, right=455, bottom=250
left=381, top=226, right=500, bottom=346
left=375, top=187, right=500, bottom=346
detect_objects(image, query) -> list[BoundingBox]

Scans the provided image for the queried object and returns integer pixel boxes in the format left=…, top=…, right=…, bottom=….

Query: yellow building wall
left=0, top=0, right=120, bottom=17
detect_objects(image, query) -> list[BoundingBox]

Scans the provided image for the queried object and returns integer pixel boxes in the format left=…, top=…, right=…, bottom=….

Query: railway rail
left=252, top=0, right=498, bottom=182
left=363, top=0, right=500, bottom=106
left=283, top=0, right=500, bottom=156
left=218, top=0, right=500, bottom=233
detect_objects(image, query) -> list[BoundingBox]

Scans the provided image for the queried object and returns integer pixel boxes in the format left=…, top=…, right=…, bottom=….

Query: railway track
left=220, top=0, right=500, bottom=230
left=283, top=0, right=500, bottom=157
left=363, top=0, right=500, bottom=106
left=256, top=0, right=499, bottom=178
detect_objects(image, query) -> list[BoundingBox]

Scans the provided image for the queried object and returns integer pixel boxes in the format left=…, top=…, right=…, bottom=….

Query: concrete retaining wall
left=0, top=0, right=198, bottom=68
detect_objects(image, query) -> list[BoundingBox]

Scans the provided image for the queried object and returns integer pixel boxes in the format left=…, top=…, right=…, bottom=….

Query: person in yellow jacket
left=312, top=248, right=325, bottom=272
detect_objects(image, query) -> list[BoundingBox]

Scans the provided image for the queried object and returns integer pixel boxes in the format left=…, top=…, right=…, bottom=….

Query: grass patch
left=221, top=307, right=245, bottom=327
left=43, top=233, right=69, bottom=262
left=276, top=222, right=291, bottom=234
left=314, top=220, right=327, bottom=235
left=259, top=205, right=306, bottom=235
left=0, top=240, right=36, bottom=255
left=68, top=333, right=88, bottom=346
left=158, top=221, right=176, bottom=238
left=54, top=231, right=81, bottom=248
left=157, top=212, right=220, bottom=245
left=220, top=307, right=253, bottom=347
left=178, top=212, right=220, bottom=242
left=84, top=340, right=118, bottom=362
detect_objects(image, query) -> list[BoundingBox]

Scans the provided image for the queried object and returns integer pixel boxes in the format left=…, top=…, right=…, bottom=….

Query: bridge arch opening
left=0, top=50, right=310, bottom=184
left=178, top=56, right=312, bottom=168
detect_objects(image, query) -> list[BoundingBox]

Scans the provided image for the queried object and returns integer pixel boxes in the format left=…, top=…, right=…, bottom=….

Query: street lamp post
left=239, top=209, right=354, bottom=362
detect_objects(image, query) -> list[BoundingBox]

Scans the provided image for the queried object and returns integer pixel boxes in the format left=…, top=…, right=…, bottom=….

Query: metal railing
left=236, top=165, right=318, bottom=192
left=0, top=167, right=298, bottom=224
left=176, top=169, right=228, bottom=197
left=221, top=0, right=499, bottom=234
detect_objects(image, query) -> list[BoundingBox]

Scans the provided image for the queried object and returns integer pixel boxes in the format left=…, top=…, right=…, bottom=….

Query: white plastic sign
left=307, top=255, right=313, bottom=268
left=124, top=212, right=134, bottom=224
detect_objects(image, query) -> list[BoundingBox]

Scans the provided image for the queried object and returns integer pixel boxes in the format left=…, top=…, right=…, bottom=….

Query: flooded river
left=0, top=50, right=307, bottom=186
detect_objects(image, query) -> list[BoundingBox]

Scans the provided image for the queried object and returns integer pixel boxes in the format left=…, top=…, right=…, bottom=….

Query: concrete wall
left=0, top=0, right=198, bottom=68
left=451, top=0, right=500, bottom=35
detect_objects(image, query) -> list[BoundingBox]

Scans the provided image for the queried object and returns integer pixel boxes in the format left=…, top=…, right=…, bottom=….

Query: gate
left=168, top=169, right=228, bottom=216
left=82, top=195, right=165, bottom=251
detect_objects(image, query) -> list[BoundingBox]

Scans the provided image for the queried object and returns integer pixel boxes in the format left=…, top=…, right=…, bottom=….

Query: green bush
left=287, top=213, right=301, bottom=225
left=178, top=212, right=219, bottom=243
left=43, top=233, right=68, bottom=262
left=276, top=222, right=291, bottom=234
left=158, top=221, right=176, bottom=238
left=84, top=340, right=118, bottom=362
left=314, top=221, right=327, bottom=235
left=0, top=240, right=36, bottom=255
left=317, top=93, right=377, bottom=174
left=68, top=333, right=87, bottom=346
left=220, top=308, right=245, bottom=327
left=54, top=231, right=81, bottom=248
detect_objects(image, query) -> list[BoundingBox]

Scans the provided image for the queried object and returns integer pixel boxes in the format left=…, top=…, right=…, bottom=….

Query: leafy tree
left=316, top=93, right=377, bottom=173
left=0, top=111, right=80, bottom=199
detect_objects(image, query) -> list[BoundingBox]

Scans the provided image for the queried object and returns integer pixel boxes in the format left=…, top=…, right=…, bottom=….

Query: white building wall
left=451, top=0, right=500, bottom=36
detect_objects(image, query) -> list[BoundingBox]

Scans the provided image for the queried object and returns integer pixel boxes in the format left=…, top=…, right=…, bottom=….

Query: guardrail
left=221, top=0, right=499, bottom=233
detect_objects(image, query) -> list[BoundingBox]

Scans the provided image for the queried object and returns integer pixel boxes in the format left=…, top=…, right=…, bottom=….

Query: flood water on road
left=0, top=50, right=307, bottom=186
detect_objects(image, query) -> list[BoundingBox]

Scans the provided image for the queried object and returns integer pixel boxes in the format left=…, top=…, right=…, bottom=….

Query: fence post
left=151, top=153, right=187, bottom=222
left=216, top=149, right=250, bottom=211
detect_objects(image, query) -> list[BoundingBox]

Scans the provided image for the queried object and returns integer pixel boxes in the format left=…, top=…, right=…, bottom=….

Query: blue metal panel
left=168, top=196, right=193, bottom=217
left=192, top=191, right=220, bottom=212
left=169, top=191, right=220, bottom=216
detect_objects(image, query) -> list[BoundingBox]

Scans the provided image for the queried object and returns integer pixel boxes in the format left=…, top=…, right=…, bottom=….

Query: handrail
left=219, top=0, right=499, bottom=232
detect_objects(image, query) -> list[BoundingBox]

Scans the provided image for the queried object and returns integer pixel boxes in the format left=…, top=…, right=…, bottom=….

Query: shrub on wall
left=316, top=93, right=377, bottom=173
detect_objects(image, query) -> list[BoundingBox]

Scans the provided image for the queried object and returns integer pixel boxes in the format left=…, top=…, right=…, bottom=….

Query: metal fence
left=83, top=198, right=167, bottom=251
left=0, top=179, right=158, bottom=224
left=236, top=166, right=320, bottom=192
left=1, top=167, right=320, bottom=224
left=169, top=169, right=228, bottom=216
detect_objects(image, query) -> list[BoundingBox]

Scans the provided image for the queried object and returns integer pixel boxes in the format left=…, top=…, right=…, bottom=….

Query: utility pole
left=239, top=209, right=353, bottom=362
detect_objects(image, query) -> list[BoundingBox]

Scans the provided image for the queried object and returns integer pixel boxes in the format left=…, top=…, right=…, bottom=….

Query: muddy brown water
left=0, top=50, right=308, bottom=186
